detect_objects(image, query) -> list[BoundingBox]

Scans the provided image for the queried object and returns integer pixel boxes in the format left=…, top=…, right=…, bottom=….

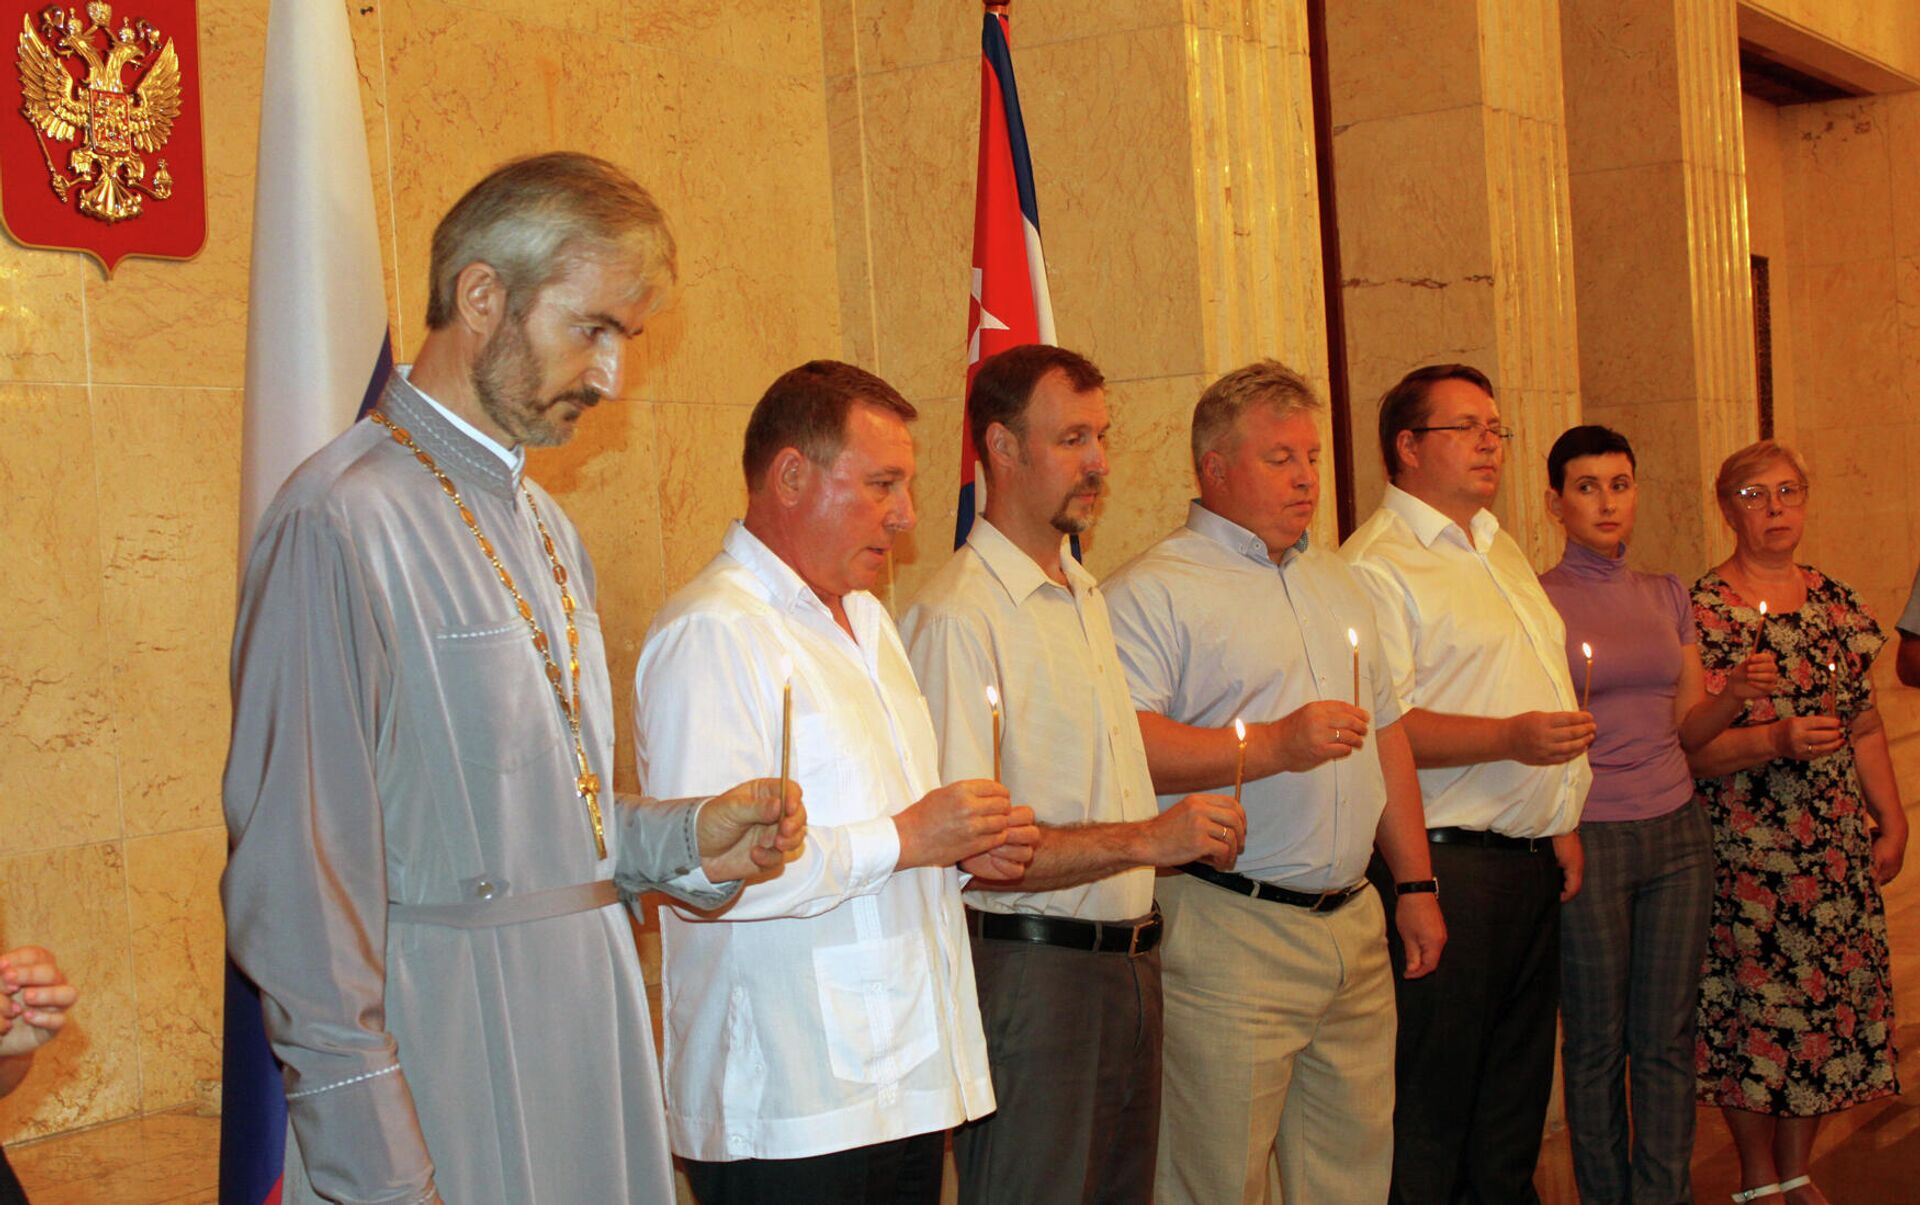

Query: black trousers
left=681, top=1130, right=945, bottom=1205
left=1368, top=841, right=1563, bottom=1205
left=0, top=1144, right=25, bottom=1205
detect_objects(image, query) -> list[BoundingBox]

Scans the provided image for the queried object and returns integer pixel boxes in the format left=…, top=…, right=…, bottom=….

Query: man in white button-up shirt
left=1339, top=364, right=1594, bottom=1205
left=901, top=345, right=1245, bottom=1205
left=634, top=361, right=1039, bottom=1205
left=1104, top=361, right=1444, bottom=1205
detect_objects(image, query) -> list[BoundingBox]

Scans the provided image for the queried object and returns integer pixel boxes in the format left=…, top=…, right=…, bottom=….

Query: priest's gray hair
left=1190, top=360, right=1321, bottom=476
left=425, top=152, right=678, bottom=329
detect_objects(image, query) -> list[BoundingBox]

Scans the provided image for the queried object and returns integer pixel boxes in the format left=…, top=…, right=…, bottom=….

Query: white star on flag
left=968, top=266, right=1009, bottom=365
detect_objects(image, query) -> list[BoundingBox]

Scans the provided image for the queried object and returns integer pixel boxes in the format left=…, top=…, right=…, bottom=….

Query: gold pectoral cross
left=578, top=771, right=607, bottom=859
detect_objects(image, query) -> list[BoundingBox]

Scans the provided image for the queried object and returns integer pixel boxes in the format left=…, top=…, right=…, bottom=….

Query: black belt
left=965, top=905, right=1162, bottom=957
left=1427, top=826, right=1555, bottom=854
left=1179, top=862, right=1366, bottom=913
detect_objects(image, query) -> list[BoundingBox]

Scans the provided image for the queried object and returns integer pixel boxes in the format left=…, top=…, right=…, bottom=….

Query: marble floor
left=11, top=754, right=1920, bottom=1203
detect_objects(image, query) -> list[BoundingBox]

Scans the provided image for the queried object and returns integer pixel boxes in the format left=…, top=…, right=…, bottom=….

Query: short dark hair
left=742, top=361, right=917, bottom=488
left=1377, top=363, right=1494, bottom=482
left=1546, top=425, right=1637, bottom=491
left=967, top=345, right=1105, bottom=474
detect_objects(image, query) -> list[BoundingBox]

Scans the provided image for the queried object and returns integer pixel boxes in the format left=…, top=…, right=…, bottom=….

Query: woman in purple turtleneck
left=1539, top=426, right=1776, bottom=1205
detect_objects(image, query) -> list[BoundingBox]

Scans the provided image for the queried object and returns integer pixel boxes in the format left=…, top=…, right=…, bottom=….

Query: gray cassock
left=222, top=375, right=730, bottom=1205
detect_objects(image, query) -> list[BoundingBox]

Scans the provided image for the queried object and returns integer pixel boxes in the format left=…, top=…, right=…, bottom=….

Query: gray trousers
left=1558, top=802, right=1714, bottom=1205
left=953, top=933, right=1162, bottom=1205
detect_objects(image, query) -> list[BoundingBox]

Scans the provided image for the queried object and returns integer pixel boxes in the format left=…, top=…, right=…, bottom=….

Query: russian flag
left=224, top=0, right=390, bottom=1200
left=956, top=5, right=1056, bottom=549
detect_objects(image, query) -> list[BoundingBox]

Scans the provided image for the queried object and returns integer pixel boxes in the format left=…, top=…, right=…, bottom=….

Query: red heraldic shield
left=1, top=0, right=205, bottom=273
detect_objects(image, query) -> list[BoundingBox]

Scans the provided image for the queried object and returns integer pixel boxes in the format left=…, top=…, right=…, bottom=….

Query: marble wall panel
left=1083, top=374, right=1212, bottom=580
left=1321, top=0, right=1484, bottom=127
left=842, top=0, right=1181, bottom=77
left=1782, top=99, right=1895, bottom=269
left=646, top=60, right=843, bottom=408
left=0, top=843, right=141, bottom=1142
left=1790, top=259, right=1903, bottom=431
left=653, top=402, right=755, bottom=600
left=1887, top=93, right=1920, bottom=261
left=125, top=826, right=227, bottom=1112
left=830, top=55, right=975, bottom=403
left=0, top=385, right=119, bottom=858
left=1565, top=164, right=1698, bottom=406
left=889, top=394, right=964, bottom=611
left=1557, top=0, right=1684, bottom=172
left=0, top=258, right=86, bottom=386
left=93, top=387, right=242, bottom=838
left=81, top=0, right=267, bottom=389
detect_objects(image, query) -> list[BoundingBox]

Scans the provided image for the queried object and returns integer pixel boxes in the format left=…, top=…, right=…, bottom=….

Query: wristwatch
left=1394, top=877, right=1440, bottom=897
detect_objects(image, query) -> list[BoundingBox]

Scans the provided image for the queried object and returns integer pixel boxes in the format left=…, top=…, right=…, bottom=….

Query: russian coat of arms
left=17, top=1, right=179, bottom=223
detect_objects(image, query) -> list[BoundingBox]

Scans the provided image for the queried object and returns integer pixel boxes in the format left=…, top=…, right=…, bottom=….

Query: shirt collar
left=398, top=365, right=526, bottom=475
left=967, top=516, right=1089, bottom=603
left=724, top=520, right=823, bottom=614
left=1382, top=483, right=1500, bottom=549
left=1185, top=499, right=1307, bottom=567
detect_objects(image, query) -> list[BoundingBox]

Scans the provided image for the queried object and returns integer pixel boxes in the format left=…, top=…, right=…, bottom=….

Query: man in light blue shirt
left=1104, top=361, right=1443, bottom=1204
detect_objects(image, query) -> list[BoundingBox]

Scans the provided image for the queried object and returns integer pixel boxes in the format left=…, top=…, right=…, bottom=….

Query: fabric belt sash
left=965, top=905, right=1162, bottom=956
left=1178, top=861, right=1366, bottom=912
left=388, top=880, right=620, bottom=929
left=1426, top=825, right=1556, bottom=854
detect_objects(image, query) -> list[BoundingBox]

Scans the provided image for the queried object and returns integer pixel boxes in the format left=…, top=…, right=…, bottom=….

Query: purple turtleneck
left=1539, top=541, right=1699, bottom=823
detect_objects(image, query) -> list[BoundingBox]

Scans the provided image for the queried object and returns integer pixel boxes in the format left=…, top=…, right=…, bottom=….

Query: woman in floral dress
left=1689, top=440, right=1908, bottom=1205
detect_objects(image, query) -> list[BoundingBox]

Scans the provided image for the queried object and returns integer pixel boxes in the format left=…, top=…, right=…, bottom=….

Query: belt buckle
left=1311, top=890, right=1337, bottom=913
left=1127, top=920, right=1150, bottom=958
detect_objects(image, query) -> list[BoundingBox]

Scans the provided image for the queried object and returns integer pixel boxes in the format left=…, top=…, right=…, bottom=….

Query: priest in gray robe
left=222, top=153, right=804, bottom=1205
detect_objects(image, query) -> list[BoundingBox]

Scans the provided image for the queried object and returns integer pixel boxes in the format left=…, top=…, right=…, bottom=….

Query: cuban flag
left=224, top=0, right=390, bottom=1200
left=956, top=5, right=1056, bottom=549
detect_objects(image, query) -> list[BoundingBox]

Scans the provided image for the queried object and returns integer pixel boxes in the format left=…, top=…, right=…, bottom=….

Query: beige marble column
left=1324, top=0, right=1583, bottom=568
left=1559, top=0, right=1757, bottom=576
left=824, top=0, right=1333, bottom=594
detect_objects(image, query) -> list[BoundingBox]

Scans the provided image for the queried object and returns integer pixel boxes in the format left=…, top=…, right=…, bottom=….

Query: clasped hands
left=0, top=947, right=76, bottom=1063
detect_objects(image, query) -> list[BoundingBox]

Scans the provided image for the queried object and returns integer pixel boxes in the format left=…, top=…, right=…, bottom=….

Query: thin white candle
left=986, top=683, right=1002, bottom=781
left=1232, top=716, right=1247, bottom=803
left=1347, top=627, right=1360, bottom=706
left=1581, top=641, right=1594, bottom=710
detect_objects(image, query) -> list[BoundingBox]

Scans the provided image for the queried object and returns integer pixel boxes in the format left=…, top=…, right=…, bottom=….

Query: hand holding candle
left=1581, top=641, right=1594, bottom=710
left=1232, top=717, right=1247, bottom=803
left=986, top=683, right=1003, bottom=781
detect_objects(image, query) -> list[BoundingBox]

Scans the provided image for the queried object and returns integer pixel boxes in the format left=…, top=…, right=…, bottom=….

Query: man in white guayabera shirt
left=634, top=360, right=1040, bottom=1205
left=223, top=153, right=804, bottom=1205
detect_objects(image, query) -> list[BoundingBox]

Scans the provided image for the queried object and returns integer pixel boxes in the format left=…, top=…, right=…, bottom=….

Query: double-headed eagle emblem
left=17, top=1, right=181, bottom=223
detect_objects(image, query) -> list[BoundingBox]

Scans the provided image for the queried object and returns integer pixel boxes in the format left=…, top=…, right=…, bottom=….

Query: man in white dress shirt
left=1339, top=364, right=1594, bottom=1204
left=633, top=360, right=1039, bottom=1205
left=1103, top=360, right=1445, bottom=1205
left=901, top=344, right=1246, bottom=1205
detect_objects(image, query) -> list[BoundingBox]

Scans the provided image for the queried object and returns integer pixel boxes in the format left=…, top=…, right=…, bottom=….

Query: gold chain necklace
left=369, top=410, right=607, bottom=858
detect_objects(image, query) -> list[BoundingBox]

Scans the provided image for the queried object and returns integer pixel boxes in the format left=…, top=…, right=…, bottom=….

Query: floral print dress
left=1690, top=567, right=1897, bottom=1115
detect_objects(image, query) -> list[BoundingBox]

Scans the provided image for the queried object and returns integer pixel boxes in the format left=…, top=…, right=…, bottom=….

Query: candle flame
left=1233, top=716, right=1246, bottom=743
left=1828, top=661, right=1837, bottom=674
left=1758, top=600, right=1768, bottom=618
left=1582, top=641, right=1593, bottom=659
left=985, top=683, right=1000, bottom=710
left=1346, top=627, right=1359, bottom=649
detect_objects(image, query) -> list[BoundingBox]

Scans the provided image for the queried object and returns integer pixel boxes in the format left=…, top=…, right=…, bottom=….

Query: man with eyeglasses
left=1340, top=363, right=1594, bottom=1204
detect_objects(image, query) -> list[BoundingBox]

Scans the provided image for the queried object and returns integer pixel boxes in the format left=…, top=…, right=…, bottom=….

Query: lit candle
left=1232, top=717, right=1247, bottom=804
left=986, top=683, right=1003, bottom=781
left=1827, top=660, right=1838, bottom=719
left=1581, top=642, right=1594, bottom=710
left=1750, top=599, right=1768, bottom=656
left=1347, top=627, right=1360, bottom=706
left=778, top=656, right=793, bottom=804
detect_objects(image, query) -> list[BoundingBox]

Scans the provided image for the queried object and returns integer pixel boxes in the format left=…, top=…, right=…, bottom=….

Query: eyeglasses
left=1408, top=421, right=1515, bottom=443
left=1731, top=482, right=1808, bottom=511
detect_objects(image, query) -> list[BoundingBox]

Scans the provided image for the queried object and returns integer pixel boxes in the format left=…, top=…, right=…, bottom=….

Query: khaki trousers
left=1153, top=873, right=1396, bottom=1204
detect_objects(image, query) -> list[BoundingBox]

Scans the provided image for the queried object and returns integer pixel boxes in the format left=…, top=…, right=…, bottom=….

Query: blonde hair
left=1191, top=360, right=1321, bottom=475
left=425, top=152, right=677, bottom=329
left=1713, top=439, right=1809, bottom=500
